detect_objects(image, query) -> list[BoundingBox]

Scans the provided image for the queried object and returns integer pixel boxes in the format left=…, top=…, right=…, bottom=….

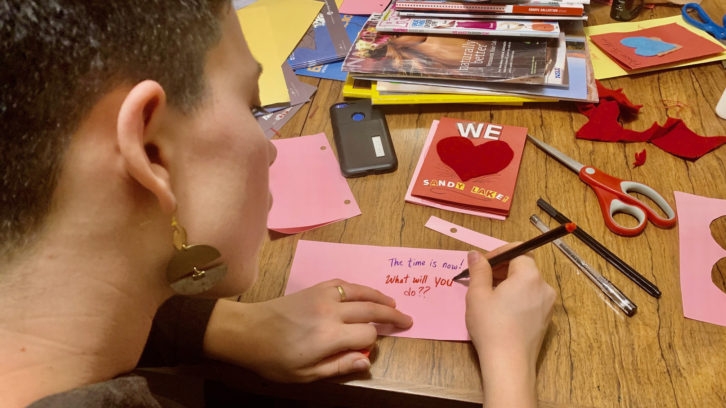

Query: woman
left=0, top=1, right=555, bottom=407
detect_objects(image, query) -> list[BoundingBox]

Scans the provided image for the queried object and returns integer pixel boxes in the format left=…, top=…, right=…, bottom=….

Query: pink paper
left=425, top=216, right=507, bottom=250
left=405, top=120, right=506, bottom=221
left=268, top=133, right=361, bottom=234
left=285, top=240, right=471, bottom=340
left=674, top=191, right=726, bottom=327
left=339, top=0, right=389, bottom=15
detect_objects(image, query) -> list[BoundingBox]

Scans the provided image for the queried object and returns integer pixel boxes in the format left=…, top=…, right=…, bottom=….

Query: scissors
left=527, top=134, right=677, bottom=237
left=681, top=3, right=726, bottom=44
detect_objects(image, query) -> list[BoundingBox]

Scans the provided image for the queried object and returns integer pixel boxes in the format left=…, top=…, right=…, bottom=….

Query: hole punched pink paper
left=674, top=191, right=726, bottom=327
left=268, top=133, right=361, bottom=234
left=424, top=216, right=506, bottom=251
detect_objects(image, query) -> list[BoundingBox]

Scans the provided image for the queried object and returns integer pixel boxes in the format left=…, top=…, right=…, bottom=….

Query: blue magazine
left=294, top=14, right=367, bottom=81
left=287, top=0, right=351, bottom=69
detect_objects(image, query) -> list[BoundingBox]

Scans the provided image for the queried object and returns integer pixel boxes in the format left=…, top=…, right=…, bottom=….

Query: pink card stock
left=339, top=0, right=389, bottom=15
left=285, top=221, right=507, bottom=341
left=268, top=133, right=361, bottom=234
left=286, top=240, right=471, bottom=340
left=674, top=191, right=726, bottom=327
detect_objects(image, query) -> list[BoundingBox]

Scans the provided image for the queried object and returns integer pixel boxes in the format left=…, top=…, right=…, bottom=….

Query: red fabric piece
left=576, top=99, right=656, bottom=142
left=594, top=81, right=642, bottom=120
left=576, top=81, right=726, bottom=161
left=576, top=102, right=596, bottom=117
left=649, top=117, right=726, bottom=160
left=577, top=82, right=641, bottom=119
left=436, top=137, right=514, bottom=181
left=633, top=149, right=647, bottom=167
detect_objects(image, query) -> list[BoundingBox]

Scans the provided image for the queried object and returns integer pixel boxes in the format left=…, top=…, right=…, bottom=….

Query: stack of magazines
left=341, top=0, right=598, bottom=105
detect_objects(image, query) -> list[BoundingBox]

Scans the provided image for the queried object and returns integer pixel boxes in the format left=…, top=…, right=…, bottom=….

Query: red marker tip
left=565, top=222, right=577, bottom=233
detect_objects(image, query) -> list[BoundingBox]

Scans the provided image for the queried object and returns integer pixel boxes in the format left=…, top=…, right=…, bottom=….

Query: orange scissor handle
left=578, top=166, right=678, bottom=236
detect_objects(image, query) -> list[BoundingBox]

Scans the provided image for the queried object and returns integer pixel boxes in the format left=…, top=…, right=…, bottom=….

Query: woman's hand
left=202, top=279, right=413, bottom=383
left=464, top=247, right=556, bottom=408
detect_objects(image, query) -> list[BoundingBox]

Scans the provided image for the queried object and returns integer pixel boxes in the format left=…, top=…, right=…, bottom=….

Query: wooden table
left=179, top=2, right=726, bottom=407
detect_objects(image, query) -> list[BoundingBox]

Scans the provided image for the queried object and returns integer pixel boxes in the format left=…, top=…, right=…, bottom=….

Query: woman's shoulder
left=27, top=374, right=179, bottom=408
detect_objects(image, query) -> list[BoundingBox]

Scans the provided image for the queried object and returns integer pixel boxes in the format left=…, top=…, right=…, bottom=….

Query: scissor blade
left=526, top=134, right=585, bottom=173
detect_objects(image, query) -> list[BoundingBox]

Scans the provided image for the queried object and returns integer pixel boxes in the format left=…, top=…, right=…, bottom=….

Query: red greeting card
left=409, top=117, right=528, bottom=217
left=589, top=23, right=725, bottom=71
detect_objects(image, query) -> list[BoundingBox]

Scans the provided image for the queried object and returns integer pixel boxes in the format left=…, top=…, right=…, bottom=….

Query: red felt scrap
left=576, top=99, right=656, bottom=143
left=633, top=149, right=647, bottom=167
left=576, top=81, right=726, bottom=161
left=594, top=81, right=642, bottom=119
left=649, top=117, right=726, bottom=160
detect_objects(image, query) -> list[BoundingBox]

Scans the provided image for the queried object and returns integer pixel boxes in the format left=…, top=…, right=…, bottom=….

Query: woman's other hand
left=203, top=279, right=413, bottom=382
left=464, top=247, right=556, bottom=408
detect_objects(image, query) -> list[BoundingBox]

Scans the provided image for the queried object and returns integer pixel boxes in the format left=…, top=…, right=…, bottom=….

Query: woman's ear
left=116, top=80, right=176, bottom=215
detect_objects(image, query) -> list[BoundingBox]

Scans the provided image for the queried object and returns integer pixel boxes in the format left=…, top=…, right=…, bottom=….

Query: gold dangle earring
left=166, top=216, right=227, bottom=295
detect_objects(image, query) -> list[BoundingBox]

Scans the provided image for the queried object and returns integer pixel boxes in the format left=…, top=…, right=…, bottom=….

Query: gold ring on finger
left=336, top=285, right=346, bottom=302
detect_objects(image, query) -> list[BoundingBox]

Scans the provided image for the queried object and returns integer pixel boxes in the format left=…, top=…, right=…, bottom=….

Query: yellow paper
left=340, top=76, right=558, bottom=105
left=584, top=15, right=726, bottom=80
left=236, top=0, right=323, bottom=106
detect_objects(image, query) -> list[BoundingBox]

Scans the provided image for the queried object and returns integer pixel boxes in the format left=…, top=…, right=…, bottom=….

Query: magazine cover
left=287, top=0, right=351, bottom=69
left=542, top=32, right=568, bottom=86
left=409, top=117, right=528, bottom=216
left=397, top=11, right=589, bottom=21
left=342, top=14, right=550, bottom=83
left=376, top=7, right=561, bottom=38
left=294, top=14, right=368, bottom=81
left=393, top=0, right=585, bottom=17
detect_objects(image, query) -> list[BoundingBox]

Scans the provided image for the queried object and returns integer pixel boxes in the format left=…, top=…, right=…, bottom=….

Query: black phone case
left=330, top=100, right=397, bottom=178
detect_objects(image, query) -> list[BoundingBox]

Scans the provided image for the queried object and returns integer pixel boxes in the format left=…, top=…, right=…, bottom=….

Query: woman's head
left=156, top=9, right=277, bottom=296
left=1, top=0, right=276, bottom=296
left=0, top=0, right=227, bottom=257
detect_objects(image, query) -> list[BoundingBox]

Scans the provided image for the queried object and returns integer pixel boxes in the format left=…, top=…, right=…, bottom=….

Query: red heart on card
left=436, top=136, right=514, bottom=181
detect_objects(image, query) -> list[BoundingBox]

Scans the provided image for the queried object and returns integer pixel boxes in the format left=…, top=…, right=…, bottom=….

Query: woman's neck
left=0, top=225, right=172, bottom=407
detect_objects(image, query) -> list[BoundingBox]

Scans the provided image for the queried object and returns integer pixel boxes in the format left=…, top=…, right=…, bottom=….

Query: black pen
left=530, top=214, right=637, bottom=317
left=452, top=222, right=577, bottom=281
left=536, top=198, right=661, bottom=298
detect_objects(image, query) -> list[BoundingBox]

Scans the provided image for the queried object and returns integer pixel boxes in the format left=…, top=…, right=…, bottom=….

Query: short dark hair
left=0, top=0, right=229, bottom=256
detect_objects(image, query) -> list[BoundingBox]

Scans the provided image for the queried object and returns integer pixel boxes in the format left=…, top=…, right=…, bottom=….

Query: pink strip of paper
left=424, top=216, right=507, bottom=251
